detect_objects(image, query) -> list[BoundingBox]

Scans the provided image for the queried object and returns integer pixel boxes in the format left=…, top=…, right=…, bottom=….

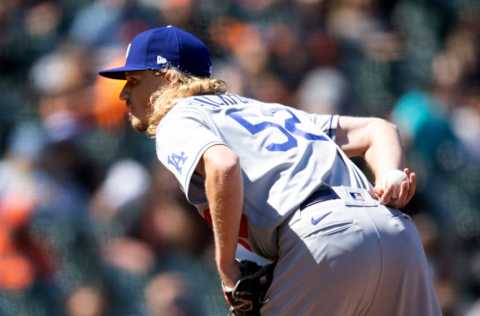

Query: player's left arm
left=197, top=144, right=243, bottom=290
left=335, top=116, right=416, bottom=208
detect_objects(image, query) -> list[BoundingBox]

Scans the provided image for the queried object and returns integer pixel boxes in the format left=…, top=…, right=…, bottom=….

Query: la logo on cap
left=157, top=55, right=167, bottom=65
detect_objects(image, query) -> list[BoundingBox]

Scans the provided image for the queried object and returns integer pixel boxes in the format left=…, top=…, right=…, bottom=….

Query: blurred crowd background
left=1, top=0, right=480, bottom=315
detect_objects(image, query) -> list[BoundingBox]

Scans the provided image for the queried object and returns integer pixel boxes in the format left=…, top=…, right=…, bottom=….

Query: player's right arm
left=197, top=144, right=243, bottom=290
left=335, top=116, right=416, bottom=208
left=155, top=104, right=243, bottom=290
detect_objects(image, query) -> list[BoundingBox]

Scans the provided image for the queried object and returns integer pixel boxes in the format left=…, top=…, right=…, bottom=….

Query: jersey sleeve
left=155, top=106, right=225, bottom=201
left=308, top=114, right=339, bottom=140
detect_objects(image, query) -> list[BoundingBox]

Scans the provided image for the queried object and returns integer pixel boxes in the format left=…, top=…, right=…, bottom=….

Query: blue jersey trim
left=328, top=115, right=333, bottom=138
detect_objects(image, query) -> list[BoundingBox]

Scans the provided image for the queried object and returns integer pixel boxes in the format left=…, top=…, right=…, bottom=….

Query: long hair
left=146, top=68, right=227, bottom=137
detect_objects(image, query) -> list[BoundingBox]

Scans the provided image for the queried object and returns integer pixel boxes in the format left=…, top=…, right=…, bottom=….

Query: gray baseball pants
left=261, top=188, right=441, bottom=316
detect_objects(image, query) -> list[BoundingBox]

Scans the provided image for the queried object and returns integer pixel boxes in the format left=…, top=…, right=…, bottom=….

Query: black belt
left=300, top=187, right=340, bottom=210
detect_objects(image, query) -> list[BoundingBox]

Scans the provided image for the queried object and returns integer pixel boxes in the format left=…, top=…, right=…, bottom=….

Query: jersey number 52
left=226, top=108, right=328, bottom=152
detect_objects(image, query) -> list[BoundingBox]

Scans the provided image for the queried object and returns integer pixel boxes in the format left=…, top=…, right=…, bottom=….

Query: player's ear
left=153, top=70, right=169, bottom=83
left=162, top=68, right=183, bottom=85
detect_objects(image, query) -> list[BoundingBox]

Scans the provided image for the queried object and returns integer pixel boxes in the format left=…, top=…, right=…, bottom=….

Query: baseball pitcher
left=99, top=26, right=441, bottom=316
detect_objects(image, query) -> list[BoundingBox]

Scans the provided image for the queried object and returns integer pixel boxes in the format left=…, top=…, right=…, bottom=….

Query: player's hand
left=222, top=260, right=276, bottom=316
left=372, top=168, right=416, bottom=209
left=219, top=260, right=241, bottom=293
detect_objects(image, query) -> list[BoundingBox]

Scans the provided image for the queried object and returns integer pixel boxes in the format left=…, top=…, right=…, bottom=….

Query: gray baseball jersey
left=156, top=94, right=441, bottom=316
left=155, top=94, right=370, bottom=258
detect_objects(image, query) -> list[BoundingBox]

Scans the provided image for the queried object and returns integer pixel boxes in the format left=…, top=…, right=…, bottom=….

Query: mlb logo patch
left=349, top=191, right=365, bottom=201
left=343, top=187, right=378, bottom=207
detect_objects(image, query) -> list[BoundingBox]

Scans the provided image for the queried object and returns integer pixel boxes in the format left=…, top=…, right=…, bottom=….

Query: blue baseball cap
left=99, top=25, right=212, bottom=79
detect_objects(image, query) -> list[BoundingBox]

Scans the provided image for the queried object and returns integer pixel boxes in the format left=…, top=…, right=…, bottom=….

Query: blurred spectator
left=392, top=90, right=463, bottom=177
left=65, top=285, right=107, bottom=316
left=297, top=67, right=349, bottom=114
left=135, top=164, right=212, bottom=257
left=92, top=57, right=127, bottom=130
left=69, top=0, right=155, bottom=48
left=90, top=159, right=150, bottom=223
left=102, top=237, right=155, bottom=275
left=144, top=272, right=203, bottom=316
left=451, top=83, right=480, bottom=161
left=29, top=44, right=94, bottom=144
left=326, top=0, right=403, bottom=116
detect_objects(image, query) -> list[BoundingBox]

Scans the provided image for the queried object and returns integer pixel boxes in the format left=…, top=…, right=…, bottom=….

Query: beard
left=129, top=113, right=149, bottom=133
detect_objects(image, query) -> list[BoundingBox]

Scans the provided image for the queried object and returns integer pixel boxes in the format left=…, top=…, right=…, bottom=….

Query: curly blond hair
left=146, top=68, right=227, bottom=137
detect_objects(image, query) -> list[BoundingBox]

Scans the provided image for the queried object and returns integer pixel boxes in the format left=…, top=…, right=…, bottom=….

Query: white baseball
left=384, top=169, right=407, bottom=186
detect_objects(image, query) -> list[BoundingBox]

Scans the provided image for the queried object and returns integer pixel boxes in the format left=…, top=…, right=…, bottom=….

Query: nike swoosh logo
left=310, top=211, right=332, bottom=226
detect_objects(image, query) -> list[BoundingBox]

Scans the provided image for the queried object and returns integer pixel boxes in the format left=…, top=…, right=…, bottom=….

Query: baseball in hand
left=384, top=169, right=407, bottom=186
